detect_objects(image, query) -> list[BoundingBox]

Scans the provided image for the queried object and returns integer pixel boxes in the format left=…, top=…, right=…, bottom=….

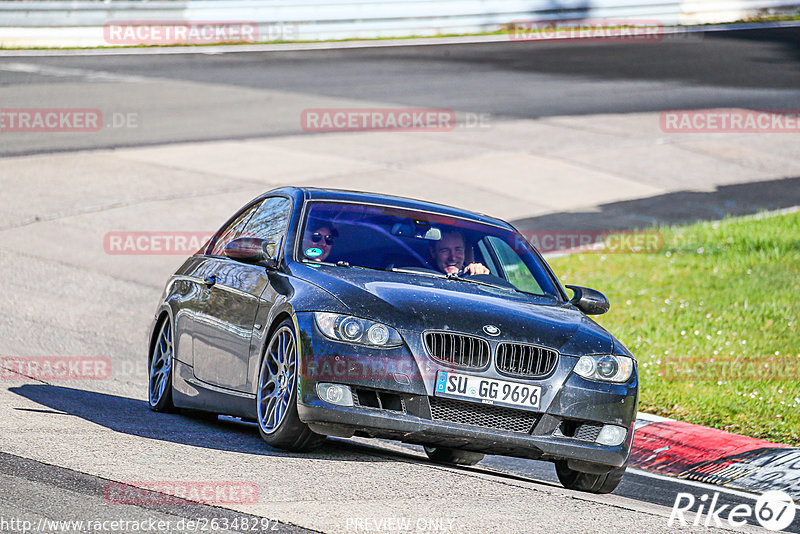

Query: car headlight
left=314, top=312, right=403, bottom=348
left=573, top=355, right=634, bottom=383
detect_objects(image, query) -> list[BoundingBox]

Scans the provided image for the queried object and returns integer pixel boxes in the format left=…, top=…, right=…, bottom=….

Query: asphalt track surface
left=2, top=27, right=800, bottom=157
left=1, top=26, right=800, bottom=534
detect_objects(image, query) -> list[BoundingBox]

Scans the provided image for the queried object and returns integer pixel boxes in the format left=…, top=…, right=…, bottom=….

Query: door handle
left=203, top=275, right=216, bottom=288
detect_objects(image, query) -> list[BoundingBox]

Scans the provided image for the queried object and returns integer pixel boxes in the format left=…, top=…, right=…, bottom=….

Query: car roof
left=265, top=186, right=514, bottom=230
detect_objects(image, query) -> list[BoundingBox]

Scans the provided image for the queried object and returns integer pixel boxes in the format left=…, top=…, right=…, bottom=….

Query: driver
left=302, top=223, right=338, bottom=262
left=430, top=229, right=489, bottom=276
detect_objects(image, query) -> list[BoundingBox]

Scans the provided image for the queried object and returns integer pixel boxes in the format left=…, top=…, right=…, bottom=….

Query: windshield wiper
left=307, top=259, right=400, bottom=273
left=388, top=267, right=513, bottom=292
left=317, top=261, right=518, bottom=292
left=319, top=260, right=530, bottom=294
left=388, top=267, right=447, bottom=278
left=445, top=275, right=516, bottom=292
left=339, top=262, right=401, bottom=274
left=393, top=266, right=516, bottom=292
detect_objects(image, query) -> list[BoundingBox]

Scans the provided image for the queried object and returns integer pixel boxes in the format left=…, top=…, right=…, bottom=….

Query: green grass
left=548, top=211, right=800, bottom=445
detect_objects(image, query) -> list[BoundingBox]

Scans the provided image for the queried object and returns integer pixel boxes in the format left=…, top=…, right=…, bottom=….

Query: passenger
left=430, top=229, right=489, bottom=276
left=302, top=223, right=338, bottom=262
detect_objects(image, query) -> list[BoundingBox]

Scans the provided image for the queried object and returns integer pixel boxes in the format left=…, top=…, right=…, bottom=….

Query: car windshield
left=297, top=201, right=562, bottom=298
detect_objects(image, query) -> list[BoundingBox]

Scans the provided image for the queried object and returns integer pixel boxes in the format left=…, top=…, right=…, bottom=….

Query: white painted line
left=737, top=205, right=800, bottom=221
left=628, top=467, right=800, bottom=506
left=636, top=411, right=675, bottom=423
left=1, top=21, right=800, bottom=57
left=0, top=62, right=147, bottom=82
left=628, top=467, right=761, bottom=499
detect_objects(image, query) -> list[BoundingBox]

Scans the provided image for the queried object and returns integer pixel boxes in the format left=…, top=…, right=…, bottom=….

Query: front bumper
left=294, top=312, right=637, bottom=469
left=298, top=400, right=632, bottom=467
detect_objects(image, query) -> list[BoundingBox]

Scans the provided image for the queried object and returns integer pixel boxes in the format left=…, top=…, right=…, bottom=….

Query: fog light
left=596, top=425, right=627, bottom=446
left=316, top=383, right=354, bottom=407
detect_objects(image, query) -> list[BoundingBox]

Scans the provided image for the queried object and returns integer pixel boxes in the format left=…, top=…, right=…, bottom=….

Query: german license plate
left=435, top=371, right=541, bottom=410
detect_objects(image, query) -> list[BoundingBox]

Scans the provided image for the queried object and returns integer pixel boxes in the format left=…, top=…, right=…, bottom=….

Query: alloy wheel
left=257, top=326, right=296, bottom=434
left=149, top=318, right=173, bottom=407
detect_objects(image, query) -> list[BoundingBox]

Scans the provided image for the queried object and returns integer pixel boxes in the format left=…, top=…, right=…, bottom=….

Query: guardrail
left=1, top=0, right=799, bottom=48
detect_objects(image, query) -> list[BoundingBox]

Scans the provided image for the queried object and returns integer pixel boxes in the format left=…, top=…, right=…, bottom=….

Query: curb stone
left=632, top=413, right=799, bottom=501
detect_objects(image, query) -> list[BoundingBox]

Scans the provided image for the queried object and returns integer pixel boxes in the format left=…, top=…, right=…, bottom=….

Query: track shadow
left=708, top=25, right=800, bottom=66
left=489, top=26, right=800, bottom=92
left=8, top=384, right=398, bottom=463
left=9, top=383, right=580, bottom=498
left=9, top=384, right=573, bottom=485
left=512, top=176, right=800, bottom=233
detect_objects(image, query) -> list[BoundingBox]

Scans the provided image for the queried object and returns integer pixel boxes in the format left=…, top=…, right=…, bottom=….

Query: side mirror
left=225, top=237, right=279, bottom=270
left=565, top=285, right=609, bottom=315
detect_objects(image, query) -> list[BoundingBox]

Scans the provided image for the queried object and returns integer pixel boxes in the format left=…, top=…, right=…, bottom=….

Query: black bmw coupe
left=148, top=187, right=638, bottom=493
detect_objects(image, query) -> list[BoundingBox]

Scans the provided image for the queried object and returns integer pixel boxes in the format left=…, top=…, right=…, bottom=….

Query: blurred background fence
left=1, top=0, right=799, bottom=48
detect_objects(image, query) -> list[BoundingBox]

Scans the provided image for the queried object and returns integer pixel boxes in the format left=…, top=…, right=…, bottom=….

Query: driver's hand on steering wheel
left=462, top=263, right=490, bottom=276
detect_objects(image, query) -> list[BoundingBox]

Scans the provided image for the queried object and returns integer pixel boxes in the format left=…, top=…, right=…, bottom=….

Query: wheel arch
left=147, top=306, right=174, bottom=365
left=257, top=309, right=305, bottom=399
left=264, top=311, right=295, bottom=345
left=259, top=296, right=302, bottom=358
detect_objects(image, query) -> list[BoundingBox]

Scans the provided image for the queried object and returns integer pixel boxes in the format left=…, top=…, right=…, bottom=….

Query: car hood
left=291, top=264, right=614, bottom=355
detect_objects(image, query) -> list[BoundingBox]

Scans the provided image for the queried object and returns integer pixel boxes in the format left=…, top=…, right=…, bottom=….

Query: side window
left=475, top=240, right=498, bottom=274
left=486, top=236, right=544, bottom=295
left=207, top=202, right=260, bottom=256
left=241, top=197, right=292, bottom=250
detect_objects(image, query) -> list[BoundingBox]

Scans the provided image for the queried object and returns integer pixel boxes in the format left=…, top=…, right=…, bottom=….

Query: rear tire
left=423, top=446, right=484, bottom=466
left=256, top=320, right=325, bottom=451
left=148, top=316, right=175, bottom=413
left=555, top=460, right=627, bottom=494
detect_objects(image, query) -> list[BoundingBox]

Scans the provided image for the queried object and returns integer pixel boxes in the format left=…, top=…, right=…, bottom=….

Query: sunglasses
left=310, top=232, right=335, bottom=245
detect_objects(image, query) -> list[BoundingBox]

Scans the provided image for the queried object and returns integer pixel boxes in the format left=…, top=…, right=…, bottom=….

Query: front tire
left=555, top=460, right=627, bottom=494
left=256, top=320, right=324, bottom=451
left=424, top=446, right=484, bottom=466
left=148, top=316, right=175, bottom=412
